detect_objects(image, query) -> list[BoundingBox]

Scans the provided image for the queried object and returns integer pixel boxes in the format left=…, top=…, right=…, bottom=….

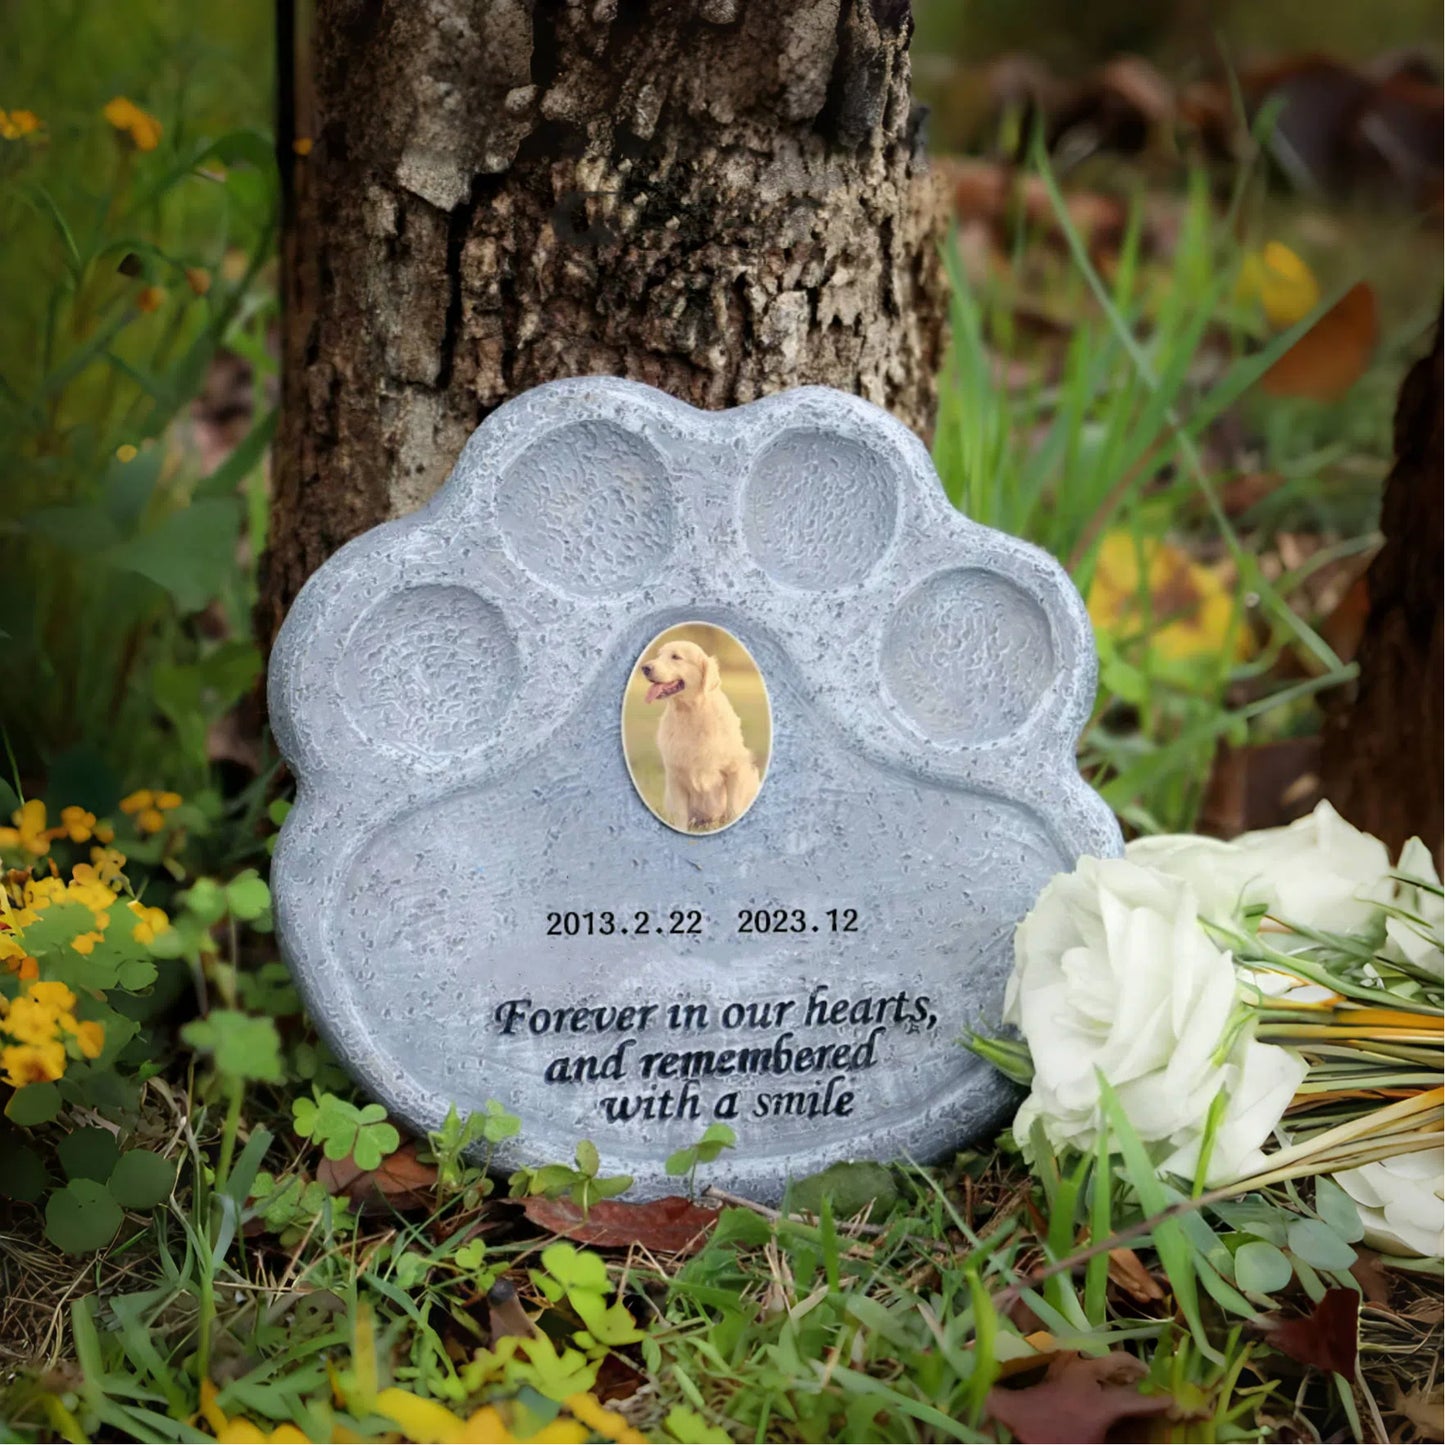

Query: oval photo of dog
left=623, top=623, right=772, bottom=834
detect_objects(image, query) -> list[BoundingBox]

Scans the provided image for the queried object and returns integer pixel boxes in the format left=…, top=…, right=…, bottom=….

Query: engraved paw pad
left=269, top=378, right=1120, bottom=1201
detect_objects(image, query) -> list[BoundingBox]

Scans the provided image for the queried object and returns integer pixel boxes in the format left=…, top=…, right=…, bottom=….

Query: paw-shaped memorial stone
left=269, top=378, right=1120, bottom=1201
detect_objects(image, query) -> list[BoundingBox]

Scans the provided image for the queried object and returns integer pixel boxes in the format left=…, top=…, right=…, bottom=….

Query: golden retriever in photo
left=640, top=639, right=760, bottom=832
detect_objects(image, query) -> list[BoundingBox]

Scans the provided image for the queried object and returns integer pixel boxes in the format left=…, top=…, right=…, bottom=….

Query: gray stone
left=268, top=377, right=1121, bottom=1201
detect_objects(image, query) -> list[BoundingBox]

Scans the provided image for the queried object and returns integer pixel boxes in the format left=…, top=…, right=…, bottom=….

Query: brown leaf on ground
left=985, top=1350, right=1177, bottom=1444
left=1349, top=1249, right=1395, bottom=1305
left=1262, top=282, right=1378, bottom=401
left=1389, top=1382, right=1445, bottom=1443
left=1217, top=471, right=1286, bottom=518
left=1107, top=1247, right=1166, bottom=1304
left=317, top=1140, right=438, bottom=1213
left=521, top=1194, right=718, bottom=1255
left=1256, top=1287, right=1360, bottom=1377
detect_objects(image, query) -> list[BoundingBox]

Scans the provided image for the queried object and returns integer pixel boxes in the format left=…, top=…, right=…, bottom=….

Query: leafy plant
left=423, top=1099, right=521, bottom=1203
left=508, top=1138, right=633, bottom=1214
left=292, top=1093, right=400, bottom=1169
left=665, top=1121, right=737, bottom=1198
left=0, top=60, right=277, bottom=786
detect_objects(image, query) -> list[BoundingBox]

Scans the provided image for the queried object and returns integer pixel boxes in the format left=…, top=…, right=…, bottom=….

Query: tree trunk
left=259, top=0, right=949, bottom=644
left=1320, top=320, right=1443, bottom=863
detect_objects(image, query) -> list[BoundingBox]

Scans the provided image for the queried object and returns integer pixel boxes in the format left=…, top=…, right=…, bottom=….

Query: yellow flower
left=128, top=899, right=170, bottom=945
left=27, top=981, right=77, bottom=1014
left=68, top=866, right=117, bottom=911
left=0, top=933, right=39, bottom=980
left=2, top=1040, right=66, bottom=1087
left=90, top=846, right=128, bottom=886
left=136, top=285, right=166, bottom=314
left=186, top=267, right=211, bottom=296
left=563, top=1393, right=646, bottom=1443
left=1087, top=532, right=1252, bottom=667
left=198, top=1382, right=320, bottom=1444
left=1236, top=242, right=1321, bottom=329
left=0, top=800, right=55, bottom=857
left=72, top=1019, right=105, bottom=1059
left=0, top=108, right=42, bottom=140
left=103, top=96, right=162, bottom=151
left=367, top=1385, right=638, bottom=1444
left=24, top=876, right=68, bottom=910
left=116, top=443, right=139, bottom=463
left=3, top=996, right=64, bottom=1046
left=59, top=806, right=97, bottom=843
left=121, top=789, right=182, bottom=834
left=65, top=869, right=114, bottom=952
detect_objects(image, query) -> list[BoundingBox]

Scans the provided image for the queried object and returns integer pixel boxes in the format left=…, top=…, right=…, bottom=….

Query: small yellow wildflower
left=90, top=846, right=129, bottom=886
left=128, top=899, right=170, bottom=945
left=1236, top=241, right=1321, bottom=330
left=1087, top=531, right=1253, bottom=667
left=93, top=819, right=115, bottom=844
left=186, top=267, right=212, bottom=296
left=136, top=284, right=166, bottom=314
left=26, top=981, right=77, bottom=1013
left=116, top=443, right=139, bottom=463
left=67, top=869, right=115, bottom=953
left=564, top=1392, right=647, bottom=1443
left=103, top=96, right=162, bottom=151
left=24, top=876, right=68, bottom=910
left=0, top=108, right=42, bottom=140
left=2, top=996, right=61, bottom=1046
left=2, top=1040, right=66, bottom=1087
left=0, top=800, right=56, bottom=857
left=0, top=933, right=39, bottom=981
left=366, top=1384, right=641, bottom=1444
left=59, top=806, right=97, bottom=843
left=120, top=788, right=182, bottom=834
left=197, top=1381, right=325, bottom=1443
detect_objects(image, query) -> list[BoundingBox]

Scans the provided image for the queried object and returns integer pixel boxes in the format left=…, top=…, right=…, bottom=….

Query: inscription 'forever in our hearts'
left=268, top=377, right=1120, bottom=1201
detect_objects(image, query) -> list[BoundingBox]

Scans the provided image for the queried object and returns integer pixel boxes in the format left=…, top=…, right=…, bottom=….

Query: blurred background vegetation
left=0, top=0, right=1439, bottom=841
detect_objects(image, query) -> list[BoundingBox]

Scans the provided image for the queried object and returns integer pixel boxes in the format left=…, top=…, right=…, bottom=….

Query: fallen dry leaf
left=1390, top=1382, right=1445, bottom=1443
left=318, top=1140, right=438, bottom=1213
left=521, top=1194, right=718, bottom=1255
left=1107, top=1247, right=1166, bottom=1304
left=1256, top=1287, right=1360, bottom=1377
left=985, top=1350, right=1177, bottom=1444
left=1262, top=281, right=1379, bottom=401
left=1349, top=1248, right=1395, bottom=1305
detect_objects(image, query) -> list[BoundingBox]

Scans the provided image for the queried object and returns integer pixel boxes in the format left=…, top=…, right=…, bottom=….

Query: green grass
left=931, top=139, right=1432, bottom=834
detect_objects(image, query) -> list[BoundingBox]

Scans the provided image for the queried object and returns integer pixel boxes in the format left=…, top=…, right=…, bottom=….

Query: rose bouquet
left=976, top=801, right=1443, bottom=1259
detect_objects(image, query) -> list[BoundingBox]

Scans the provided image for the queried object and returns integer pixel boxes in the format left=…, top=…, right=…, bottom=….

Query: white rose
left=1382, top=837, right=1444, bottom=979
left=1127, top=801, right=1392, bottom=935
left=1333, top=1148, right=1444, bottom=1258
left=1005, top=856, right=1306, bottom=1186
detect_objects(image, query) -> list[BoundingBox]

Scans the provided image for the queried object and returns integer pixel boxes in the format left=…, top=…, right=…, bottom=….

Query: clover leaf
left=292, top=1094, right=399, bottom=1169
left=224, top=869, right=271, bottom=922
left=182, top=1010, right=284, bottom=1084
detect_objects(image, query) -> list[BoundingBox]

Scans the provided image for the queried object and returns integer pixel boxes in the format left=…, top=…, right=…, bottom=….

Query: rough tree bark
left=259, top=0, right=949, bottom=643
left=1320, top=321, right=1443, bottom=862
